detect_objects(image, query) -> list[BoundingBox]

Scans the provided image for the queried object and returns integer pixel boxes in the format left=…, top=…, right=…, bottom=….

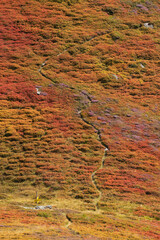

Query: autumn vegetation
left=0, top=0, right=159, bottom=239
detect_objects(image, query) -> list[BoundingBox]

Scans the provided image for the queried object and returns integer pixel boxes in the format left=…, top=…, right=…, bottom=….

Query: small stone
left=35, top=206, right=42, bottom=210
left=40, top=92, right=47, bottom=96
left=136, top=4, right=149, bottom=11
left=112, top=74, right=118, bottom=80
left=91, top=99, right=99, bottom=103
left=36, top=88, right=41, bottom=95
left=44, top=205, right=52, bottom=209
left=140, top=63, right=145, bottom=68
left=105, top=108, right=111, bottom=113
left=144, top=22, right=153, bottom=28
left=73, top=94, right=80, bottom=98
left=97, top=116, right=105, bottom=121
left=88, top=111, right=95, bottom=116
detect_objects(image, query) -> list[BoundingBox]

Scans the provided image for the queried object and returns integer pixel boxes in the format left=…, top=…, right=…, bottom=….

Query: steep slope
left=0, top=0, right=159, bottom=239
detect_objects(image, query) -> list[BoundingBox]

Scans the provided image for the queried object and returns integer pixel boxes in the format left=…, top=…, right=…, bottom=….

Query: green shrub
left=37, top=212, right=50, bottom=218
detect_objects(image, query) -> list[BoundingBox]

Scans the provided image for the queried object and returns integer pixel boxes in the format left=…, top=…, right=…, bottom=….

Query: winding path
left=79, top=110, right=108, bottom=211
left=37, top=31, right=109, bottom=232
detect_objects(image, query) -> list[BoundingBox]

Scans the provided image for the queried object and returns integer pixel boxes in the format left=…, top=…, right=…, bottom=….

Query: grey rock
left=35, top=205, right=52, bottom=210
left=35, top=206, right=45, bottom=210
left=45, top=205, right=52, bottom=209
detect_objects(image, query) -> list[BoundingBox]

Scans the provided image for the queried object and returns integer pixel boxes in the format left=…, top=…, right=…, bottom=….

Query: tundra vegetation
left=0, top=0, right=159, bottom=239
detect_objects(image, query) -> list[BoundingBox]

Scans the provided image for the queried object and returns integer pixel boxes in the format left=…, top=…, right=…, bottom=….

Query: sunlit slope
left=0, top=0, right=160, bottom=239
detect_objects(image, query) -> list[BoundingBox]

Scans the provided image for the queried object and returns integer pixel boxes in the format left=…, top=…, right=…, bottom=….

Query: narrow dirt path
left=79, top=110, right=108, bottom=211
left=64, top=213, right=83, bottom=239
left=37, top=31, right=109, bottom=230
left=65, top=213, right=72, bottom=229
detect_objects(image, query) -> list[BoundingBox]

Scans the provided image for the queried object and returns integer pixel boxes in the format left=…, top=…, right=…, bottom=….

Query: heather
left=0, top=0, right=159, bottom=239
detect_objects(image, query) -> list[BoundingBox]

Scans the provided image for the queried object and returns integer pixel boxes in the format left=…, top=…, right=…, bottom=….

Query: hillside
left=0, top=0, right=160, bottom=239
